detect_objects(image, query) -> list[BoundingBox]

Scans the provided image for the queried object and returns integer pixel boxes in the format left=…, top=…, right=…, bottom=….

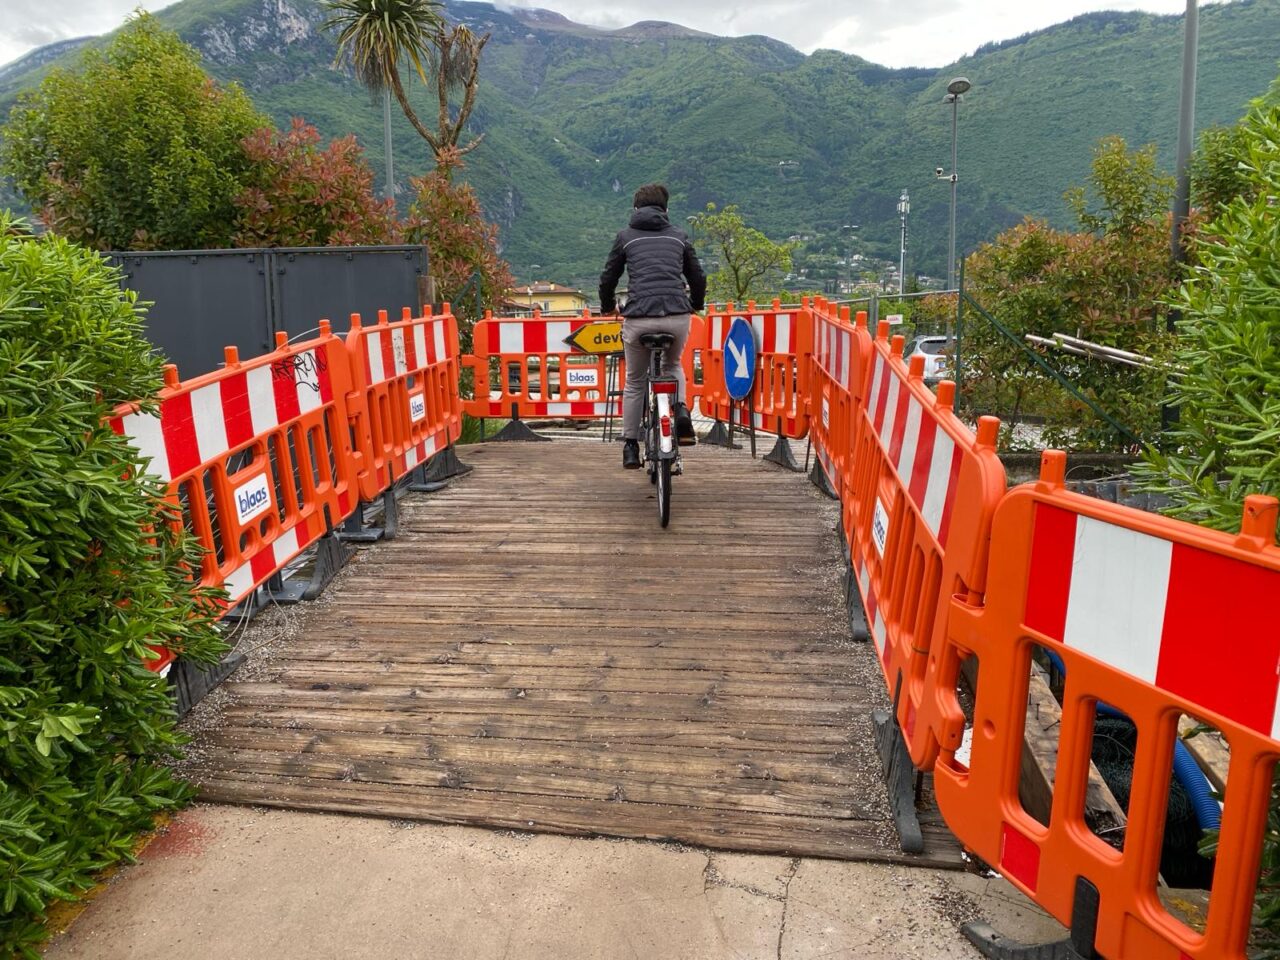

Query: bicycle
left=636, top=331, right=682, bottom=528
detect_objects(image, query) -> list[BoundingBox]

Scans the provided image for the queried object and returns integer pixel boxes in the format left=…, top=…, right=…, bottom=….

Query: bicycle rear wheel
left=647, top=394, right=659, bottom=484
left=656, top=457, right=672, bottom=527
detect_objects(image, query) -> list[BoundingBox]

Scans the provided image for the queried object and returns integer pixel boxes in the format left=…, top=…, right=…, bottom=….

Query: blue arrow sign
left=724, top=317, right=757, bottom=401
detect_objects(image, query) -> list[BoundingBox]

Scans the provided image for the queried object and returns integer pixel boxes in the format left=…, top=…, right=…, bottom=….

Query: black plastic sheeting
left=106, top=245, right=429, bottom=379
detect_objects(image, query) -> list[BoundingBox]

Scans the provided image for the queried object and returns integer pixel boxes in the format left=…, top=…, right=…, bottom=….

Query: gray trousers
left=621, top=314, right=691, bottom=440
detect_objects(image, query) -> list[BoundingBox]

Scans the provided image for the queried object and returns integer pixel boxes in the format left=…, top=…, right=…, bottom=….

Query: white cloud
left=0, top=0, right=1223, bottom=70
left=0, top=1, right=180, bottom=66
left=495, top=0, right=1215, bottom=67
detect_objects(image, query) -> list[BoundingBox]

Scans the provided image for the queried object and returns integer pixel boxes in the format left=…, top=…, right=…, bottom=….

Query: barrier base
left=170, top=651, right=246, bottom=718
left=808, top=460, right=839, bottom=499
left=962, top=878, right=1099, bottom=960
left=842, top=569, right=871, bottom=643
left=488, top=418, right=550, bottom=442
left=961, top=925, right=1090, bottom=960
left=835, top=519, right=870, bottom=643
left=412, top=444, right=474, bottom=487
left=380, top=489, right=399, bottom=540
left=763, top=435, right=802, bottom=471
left=871, top=708, right=925, bottom=854
left=338, top=491, right=397, bottom=543
left=222, top=586, right=271, bottom=628
left=702, top=421, right=740, bottom=449
left=266, top=533, right=354, bottom=604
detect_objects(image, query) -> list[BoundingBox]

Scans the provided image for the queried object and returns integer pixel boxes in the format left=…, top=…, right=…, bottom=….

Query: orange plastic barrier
left=345, top=305, right=463, bottom=501
left=841, top=317, right=1006, bottom=771
left=109, top=324, right=360, bottom=669
left=805, top=299, right=863, bottom=493
left=701, top=300, right=810, bottom=439
left=934, top=452, right=1280, bottom=960
left=462, top=310, right=705, bottom=421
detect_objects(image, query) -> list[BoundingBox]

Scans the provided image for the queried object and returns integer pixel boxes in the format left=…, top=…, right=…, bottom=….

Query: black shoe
left=674, top=403, right=697, bottom=446
left=622, top=439, right=641, bottom=470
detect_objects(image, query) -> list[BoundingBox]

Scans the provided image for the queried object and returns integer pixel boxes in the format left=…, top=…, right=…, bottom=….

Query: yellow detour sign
left=564, top=321, right=623, bottom=355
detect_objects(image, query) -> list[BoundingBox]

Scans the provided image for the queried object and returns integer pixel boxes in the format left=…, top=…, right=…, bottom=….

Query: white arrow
left=726, top=338, right=750, bottom=379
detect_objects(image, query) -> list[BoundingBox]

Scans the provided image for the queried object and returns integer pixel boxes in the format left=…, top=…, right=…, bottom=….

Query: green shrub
left=1134, top=85, right=1280, bottom=957
left=1134, top=96, right=1280, bottom=535
left=0, top=13, right=266, bottom=251
left=0, top=214, right=225, bottom=957
left=960, top=137, right=1178, bottom=451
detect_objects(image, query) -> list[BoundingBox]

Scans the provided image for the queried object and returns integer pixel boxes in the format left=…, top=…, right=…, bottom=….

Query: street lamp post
left=1163, top=0, right=1198, bottom=436
left=1171, top=0, right=1198, bottom=271
left=383, top=90, right=394, bottom=202
left=936, top=77, right=971, bottom=290
left=897, top=190, right=910, bottom=296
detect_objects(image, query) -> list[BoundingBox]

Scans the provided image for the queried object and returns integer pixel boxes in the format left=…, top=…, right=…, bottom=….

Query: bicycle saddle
left=638, top=332, right=676, bottom=350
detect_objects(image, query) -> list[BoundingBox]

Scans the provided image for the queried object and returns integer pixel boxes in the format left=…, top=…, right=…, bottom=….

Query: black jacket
left=599, top=206, right=706, bottom=318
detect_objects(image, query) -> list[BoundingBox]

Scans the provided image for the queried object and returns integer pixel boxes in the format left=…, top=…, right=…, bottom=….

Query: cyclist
left=599, top=183, right=706, bottom=469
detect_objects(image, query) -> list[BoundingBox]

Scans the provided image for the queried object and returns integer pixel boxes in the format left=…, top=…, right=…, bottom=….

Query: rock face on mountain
left=0, top=36, right=93, bottom=84
left=2, top=0, right=1277, bottom=284
left=193, top=0, right=323, bottom=65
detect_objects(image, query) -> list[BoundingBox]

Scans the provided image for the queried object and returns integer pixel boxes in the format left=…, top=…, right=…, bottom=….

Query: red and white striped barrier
left=111, top=345, right=336, bottom=483
left=842, top=321, right=1005, bottom=770
left=813, top=314, right=854, bottom=391
left=1025, top=503, right=1280, bottom=739
left=702, top=303, right=810, bottom=440
left=806, top=303, right=859, bottom=489
left=346, top=308, right=462, bottom=501
left=866, top=349, right=963, bottom=548
left=359, top=315, right=451, bottom=384
left=464, top=312, right=679, bottom=423
left=485, top=318, right=590, bottom=355
left=110, top=330, right=358, bottom=637
left=707, top=311, right=796, bottom=355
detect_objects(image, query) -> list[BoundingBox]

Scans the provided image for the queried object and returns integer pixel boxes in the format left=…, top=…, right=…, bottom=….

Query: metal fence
left=107, top=245, right=430, bottom=378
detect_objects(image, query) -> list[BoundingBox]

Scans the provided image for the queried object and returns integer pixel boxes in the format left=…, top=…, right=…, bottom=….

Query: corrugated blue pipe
left=1040, top=648, right=1222, bottom=832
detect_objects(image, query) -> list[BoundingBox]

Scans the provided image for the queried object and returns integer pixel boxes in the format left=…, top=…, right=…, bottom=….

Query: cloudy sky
left=0, top=0, right=1213, bottom=69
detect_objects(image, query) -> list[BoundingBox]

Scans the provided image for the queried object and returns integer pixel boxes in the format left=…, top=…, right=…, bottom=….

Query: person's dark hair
left=633, top=183, right=669, bottom=210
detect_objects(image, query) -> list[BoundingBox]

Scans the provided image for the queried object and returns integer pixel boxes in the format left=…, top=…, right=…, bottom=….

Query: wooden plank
left=201, top=726, right=866, bottom=786
left=196, top=772, right=964, bottom=868
left=221, top=682, right=862, bottom=724
left=1019, top=663, right=1128, bottom=840
left=263, top=663, right=864, bottom=697
left=1177, top=715, right=1231, bottom=795
left=194, top=744, right=874, bottom=820
left=270, top=645, right=858, bottom=677
left=181, top=442, right=964, bottom=867
left=212, top=705, right=855, bottom=753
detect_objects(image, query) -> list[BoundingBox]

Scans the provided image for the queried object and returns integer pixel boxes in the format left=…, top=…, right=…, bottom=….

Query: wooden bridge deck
left=182, top=440, right=963, bottom=866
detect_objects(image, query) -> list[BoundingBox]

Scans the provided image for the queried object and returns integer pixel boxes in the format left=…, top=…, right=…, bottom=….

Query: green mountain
left=2, top=0, right=1277, bottom=290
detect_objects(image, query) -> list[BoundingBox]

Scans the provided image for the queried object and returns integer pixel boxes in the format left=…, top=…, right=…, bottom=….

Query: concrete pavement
left=45, top=804, right=1065, bottom=959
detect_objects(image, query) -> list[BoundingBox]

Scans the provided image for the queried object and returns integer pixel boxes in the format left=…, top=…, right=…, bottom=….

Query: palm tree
left=324, top=0, right=489, bottom=176
left=323, top=0, right=444, bottom=156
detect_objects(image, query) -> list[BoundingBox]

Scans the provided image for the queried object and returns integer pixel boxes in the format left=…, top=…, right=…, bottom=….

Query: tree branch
left=391, top=71, right=441, bottom=154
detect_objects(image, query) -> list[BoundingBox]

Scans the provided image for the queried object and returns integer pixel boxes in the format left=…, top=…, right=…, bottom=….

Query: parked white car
left=904, top=335, right=953, bottom=383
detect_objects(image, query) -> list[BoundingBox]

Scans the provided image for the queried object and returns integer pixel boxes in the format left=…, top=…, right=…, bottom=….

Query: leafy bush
left=961, top=137, right=1178, bottom=450
left=1192, top=73, right=1280, bottom=214
left=1134, top=81, right=1280, bottom=956
left=0, top=13, right=266, bottom=251
left=403, top=151, right=514, bottom=348
left=1134, top=93, right=1280, bottom=535
left=0, top=215, right=225, bottom=956
left=234, top=117, right=401, bottom=248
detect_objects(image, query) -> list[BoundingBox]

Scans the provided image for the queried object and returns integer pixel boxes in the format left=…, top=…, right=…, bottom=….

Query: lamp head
left=947, top=77, right=971, bottom=96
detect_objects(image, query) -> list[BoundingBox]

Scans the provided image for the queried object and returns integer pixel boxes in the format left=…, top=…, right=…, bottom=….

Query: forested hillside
left=2, top=0, right=1277, bottom=287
